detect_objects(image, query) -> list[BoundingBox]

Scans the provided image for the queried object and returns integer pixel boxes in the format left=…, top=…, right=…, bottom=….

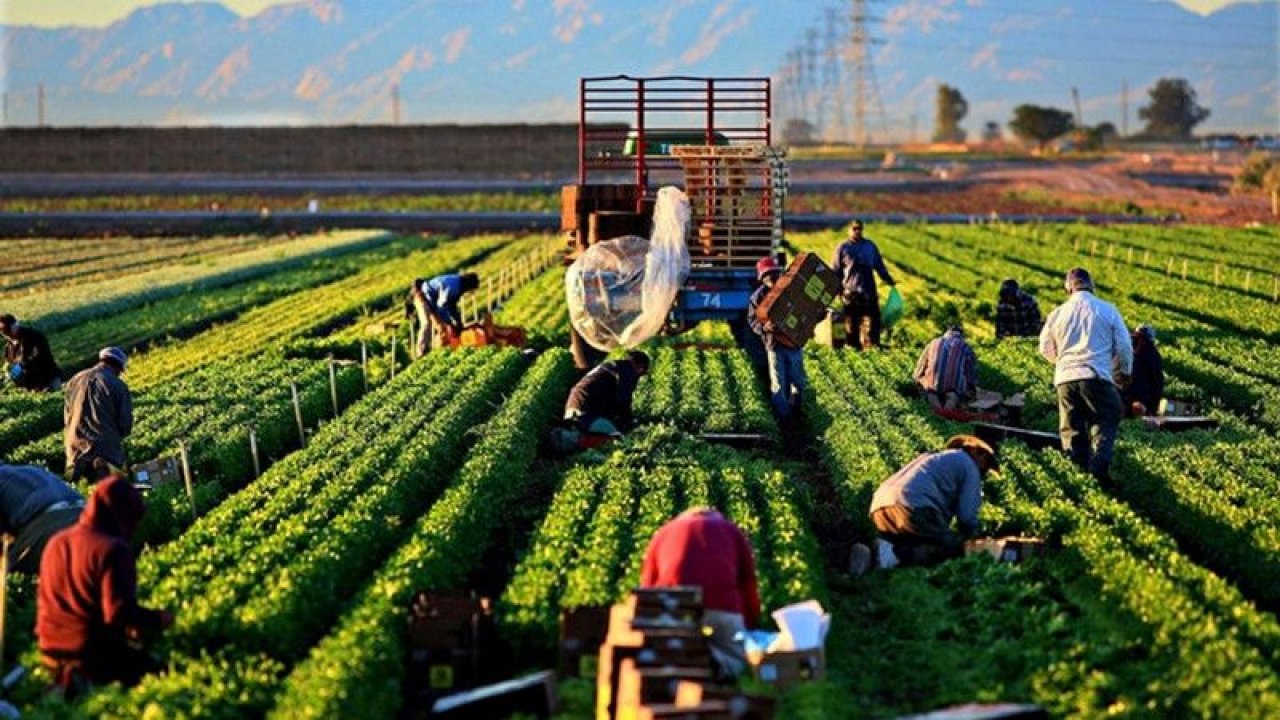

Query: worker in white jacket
left=1038, top=267, right=1133, bottom=483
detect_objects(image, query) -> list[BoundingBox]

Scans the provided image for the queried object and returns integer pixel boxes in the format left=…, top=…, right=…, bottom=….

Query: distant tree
left=981, top=121, right=1002, bottom=143
left=1095, top=121, right=1119, bottom=140
left=1008, top=104, right=1075, bottom=151
left=1139, top=77, right=1210, bottom=139
left=783, top=118, right=818, bottom=146
left=932, top=84, right=968, bottom=143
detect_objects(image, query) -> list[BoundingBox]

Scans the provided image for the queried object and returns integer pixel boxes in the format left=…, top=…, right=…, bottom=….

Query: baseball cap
left=99, top=346, right=128, bottom=370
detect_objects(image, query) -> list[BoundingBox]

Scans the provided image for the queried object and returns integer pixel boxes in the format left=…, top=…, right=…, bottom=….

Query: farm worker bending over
left=0, top=464, right=84, bottom=574
left=832, top=220, right=895, bottom=350
left=852, top=435, right=998, bottom=573
left=748, top=256, right=807, bottom=434
left=913, top=325, right=977, bottom=411
left=642, top=507, right=760, bottom=679
left=1039, top=267, right=1132, bottom=483
left=64, top=347, right=133, bottom=485
left=1, top=313, right=62, bottom=392
left=37, top=475, right=174, bottom=696
left=1121, top=324, right=1164, bottom=417
left=563, top=350, right=650, bottom=439
left=994, top=279, right=1043, bottom=339
left=408, top=272, right=480, bottom=357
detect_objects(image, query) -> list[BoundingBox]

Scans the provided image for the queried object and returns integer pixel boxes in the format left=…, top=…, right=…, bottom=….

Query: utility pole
left=1121, top=80, right=1128, bottom=138
left=910, top=113, right=918, bottom=145
left=1, top=92, right=8, bottom=127
left=821, top=8, right=845, bottom=143
left=391, top=82, right=401, bottom=125
left=1071, top=86, right=1083, bottom=128
left=803, top=28, right=820, bottom=136
left=37, top=83, right=45, bottom=127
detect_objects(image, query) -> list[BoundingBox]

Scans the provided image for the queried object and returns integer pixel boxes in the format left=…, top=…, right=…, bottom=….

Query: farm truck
left=560, top=75, right=789, bottom=369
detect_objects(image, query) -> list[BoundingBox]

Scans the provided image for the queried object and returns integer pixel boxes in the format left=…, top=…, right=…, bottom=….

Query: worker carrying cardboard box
left=641, top=507, right=760, bottom=680
left=912, top=325, right=978, bottom=411
left=850, top=435, right=999, bottom=574
left=407, top=272, right=479, bottom=357
left=64, top=347, right=133, bottom=485
left=747, top=256, right=808, bottom=435
left=37, top=475, right=175, bottom=697
left=1120, top=324, right=1164, bottom=417
left=0, top=313, right=62, bottom=392
left=0, top=464, right=84, bottom=574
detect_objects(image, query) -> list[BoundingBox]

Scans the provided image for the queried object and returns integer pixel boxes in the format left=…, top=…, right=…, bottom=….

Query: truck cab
left=562, top=75, right=787, bottom=368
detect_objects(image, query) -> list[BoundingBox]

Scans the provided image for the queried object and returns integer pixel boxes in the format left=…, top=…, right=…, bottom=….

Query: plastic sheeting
left=565, top=186, right=691, bottom=351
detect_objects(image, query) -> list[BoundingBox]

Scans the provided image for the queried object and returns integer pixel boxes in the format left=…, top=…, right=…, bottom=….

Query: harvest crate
left=755, top=253, right=840, bottom=348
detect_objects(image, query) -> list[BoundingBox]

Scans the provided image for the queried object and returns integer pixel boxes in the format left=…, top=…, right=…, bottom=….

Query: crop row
left=633, top=348, right=776, bottom=436
left=6, top=230, right=392, bottom=333
left=124, top=234, right=507, bottom=388
left=805, top=346, right=1280, bottom=716
left=42, top=238, right=412, bottom=375
left=0, top=235, right=296, bottom=297
left=493, top=266, right=570, bottom=346
left=272, top=350, right=576, bottom=719
left=39, top=349, right=526, bottom=718
left=9, top=355, right=362, bottom=545
left=498, top=425, right=827, bottom=655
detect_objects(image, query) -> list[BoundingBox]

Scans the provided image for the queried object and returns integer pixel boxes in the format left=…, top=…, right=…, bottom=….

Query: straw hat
left=945, top=434, right=999, bottom=471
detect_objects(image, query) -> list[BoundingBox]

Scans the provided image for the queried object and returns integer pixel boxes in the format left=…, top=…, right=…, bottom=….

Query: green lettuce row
left=46, top=240, right=410, bottom=375
left=125, top=234, right=506, bottom=389
left=269, top=349, right=574, bottom=719
left=10, top=231, right=392, bottom=334
left=634, top=348, right=776, bottom=436
left=493, top=266, right=570, bottom=346
left=143, top=351, right=488, bottom=603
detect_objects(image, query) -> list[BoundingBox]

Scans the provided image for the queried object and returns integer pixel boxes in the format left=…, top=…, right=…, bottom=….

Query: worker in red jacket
left=641, top=507, right=760, bottom=678
left=37, top=475, right=174, bottom=696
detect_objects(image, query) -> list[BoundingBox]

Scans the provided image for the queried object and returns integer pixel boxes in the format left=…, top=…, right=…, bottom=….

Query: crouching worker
left=0, top=464, right=85, bottom=574
left=550, top=351, right=650, bottom=454
left=641, top=508, right=760, bottom=680
left=1121, top=324, right=1163, bottom=417
left=912, top=325, right=977, bottom=411
left=407, top=272, right=480, bottom=357
left=852, top=435, right=998, bottom=573
left=37, top=475, right=174, bottom=697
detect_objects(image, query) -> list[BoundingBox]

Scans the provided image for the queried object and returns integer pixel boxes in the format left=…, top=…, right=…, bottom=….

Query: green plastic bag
left=881, top=287, right=904, bottom=327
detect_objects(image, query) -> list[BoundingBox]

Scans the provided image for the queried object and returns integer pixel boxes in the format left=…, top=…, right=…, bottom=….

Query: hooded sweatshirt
left=641, top=510, right=761, bottom=627
left=37, top=476, right=164, bottom=671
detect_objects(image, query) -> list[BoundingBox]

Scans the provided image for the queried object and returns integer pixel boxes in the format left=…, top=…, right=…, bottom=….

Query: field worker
left=748, top=256, right=807, bottom=433
left=641, top=507, right=760, bottom=679
left=831, top=220, right=895, bottom=350
left=851, top=435, right=999, bottom=573
left=37, top=475, right=174, bottom=696
left=913, top=325, right=977, bottom=411
left=407, top=272, right=480, bottom=357
left=1121, top=324, right=1164, bottom=417
left=1039, top=267, right=1132, bottom=482
left=64, top=347, right=133, bottom=484
left=994, top=279, right=1043, bottom=339
left=563, top=350, right=650, bottom=439
left=0, top=464, right=84, bottom=574
left=1, top=313, right=62, bottom=392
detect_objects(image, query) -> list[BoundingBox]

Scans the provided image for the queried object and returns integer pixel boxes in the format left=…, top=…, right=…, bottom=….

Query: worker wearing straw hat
left=852, top=434, right=999, bottom=573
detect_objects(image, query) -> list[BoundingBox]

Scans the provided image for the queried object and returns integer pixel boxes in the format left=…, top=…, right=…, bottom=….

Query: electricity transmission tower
left=846, top=0, right=886, bottom=148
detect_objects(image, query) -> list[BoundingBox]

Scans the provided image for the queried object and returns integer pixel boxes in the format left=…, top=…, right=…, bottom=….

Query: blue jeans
left=766, top=345, right=806, bottom=420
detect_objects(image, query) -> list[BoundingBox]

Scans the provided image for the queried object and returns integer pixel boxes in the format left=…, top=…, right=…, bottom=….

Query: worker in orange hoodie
left=36, top=475, right=174, bottom=697
left=641, top=507, right=760, bottom=679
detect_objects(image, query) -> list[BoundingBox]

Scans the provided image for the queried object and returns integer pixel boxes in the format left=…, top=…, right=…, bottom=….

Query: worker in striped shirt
left=912, top=325, right=977, bottom=411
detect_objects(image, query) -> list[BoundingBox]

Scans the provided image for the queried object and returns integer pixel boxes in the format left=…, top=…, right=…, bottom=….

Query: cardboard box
left=674, top=681, right=775, bottom=719
left=404, top=591, right=494, bottom=714
left=963, top=537, right=1053, bottom=564
left=755, top=253, right=840, bottom=348
left=748, top=648, right=824, bottom=689
left=615, top=659, right=713, bottom=720
left=131, top=456, right=181, bottom=489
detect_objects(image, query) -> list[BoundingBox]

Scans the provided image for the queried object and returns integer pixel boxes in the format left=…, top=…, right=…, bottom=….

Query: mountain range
left=0, top=0, right=1274, bottom=135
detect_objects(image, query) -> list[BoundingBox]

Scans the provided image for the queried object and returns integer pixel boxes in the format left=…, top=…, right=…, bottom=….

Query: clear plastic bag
left=566, top=187, right=691, bottom=351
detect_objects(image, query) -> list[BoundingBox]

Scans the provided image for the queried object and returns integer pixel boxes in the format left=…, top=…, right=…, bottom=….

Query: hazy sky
left=1, top=0, right=1275, bottom=135
left=0, top=0, right=1264, bottom=26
